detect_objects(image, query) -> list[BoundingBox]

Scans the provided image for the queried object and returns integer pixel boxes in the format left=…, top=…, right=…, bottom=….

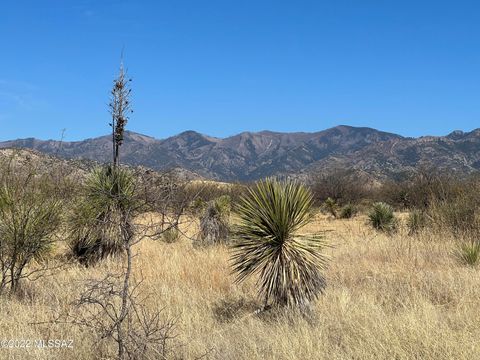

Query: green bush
left=0, top=170, right=62, bottom=293
left=368, top=202, right=396, bottom=232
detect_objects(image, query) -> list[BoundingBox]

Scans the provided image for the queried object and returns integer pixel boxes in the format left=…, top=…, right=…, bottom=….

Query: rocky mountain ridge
left=1, top=125, right=479, bottom=181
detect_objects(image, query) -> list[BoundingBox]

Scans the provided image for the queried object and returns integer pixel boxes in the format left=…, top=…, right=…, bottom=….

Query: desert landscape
left=2, top=1, right=480, bottom=359
left=0, top=145, right=479, bottom=359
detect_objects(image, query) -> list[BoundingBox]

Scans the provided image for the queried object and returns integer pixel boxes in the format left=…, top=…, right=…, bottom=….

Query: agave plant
left=69, top=165, right=136, bottom=266
left=231, top=179, right=328, bottom=308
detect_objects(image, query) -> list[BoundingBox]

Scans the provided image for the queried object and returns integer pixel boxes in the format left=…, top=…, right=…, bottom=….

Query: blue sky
left=1, top=0, right=479, bottom=141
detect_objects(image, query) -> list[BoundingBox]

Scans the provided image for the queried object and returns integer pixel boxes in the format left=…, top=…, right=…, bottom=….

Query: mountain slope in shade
left=1, top=126, right=479, bottom=181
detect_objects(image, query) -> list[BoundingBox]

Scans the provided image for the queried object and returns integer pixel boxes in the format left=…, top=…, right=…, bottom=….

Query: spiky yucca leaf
left=231, top=179, right=328, bottom=308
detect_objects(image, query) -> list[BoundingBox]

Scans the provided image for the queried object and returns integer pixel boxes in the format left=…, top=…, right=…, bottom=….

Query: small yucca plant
left=339, top=204, right=356, bottom=219
left=369, top=202, right=396, bottom=232
left=231, top=179, right=328, bottom=309
left=324, top=197, right=338, bottom=218
left=455, top=241, right=480, bottom=267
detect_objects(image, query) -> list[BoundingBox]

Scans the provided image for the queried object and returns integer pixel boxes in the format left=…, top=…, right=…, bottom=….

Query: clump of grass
left=339, top=204, right=356, bottom=219
left=162, top=226, right=180, bottom=244
left=455, top=241, right=480, bottom=267
left=368, top=202, right=396, bottom=232
left=407, top=209, right=426, bottom=235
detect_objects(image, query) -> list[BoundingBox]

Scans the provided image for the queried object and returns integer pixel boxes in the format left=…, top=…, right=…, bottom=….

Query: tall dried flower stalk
left=109, top=61, right=132, bottom=167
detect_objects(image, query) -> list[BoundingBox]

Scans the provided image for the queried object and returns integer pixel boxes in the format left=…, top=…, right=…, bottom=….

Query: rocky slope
left=1, top=126, right=479, bottom=181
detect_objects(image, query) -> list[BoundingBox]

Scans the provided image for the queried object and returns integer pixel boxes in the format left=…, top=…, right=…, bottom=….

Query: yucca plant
left=324, top=197, right=338, bottom=218
left=69, top=165, right=136, bottom=266
left=231, top=179, right=328, bottom=309
left=339, top=203, right=356, bottom=219
left=455, top=241, right=480, bottom=267
left=196, top=196, right=230, bottom=247
left=368, top=202, right=396, bottom=232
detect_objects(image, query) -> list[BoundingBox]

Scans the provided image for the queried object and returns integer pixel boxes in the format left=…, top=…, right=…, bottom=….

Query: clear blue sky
left=1, top=0, right=479, bottom=141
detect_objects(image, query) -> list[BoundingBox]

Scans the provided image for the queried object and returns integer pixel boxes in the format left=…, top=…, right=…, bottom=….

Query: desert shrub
left=323, top=197, right=338, bottom=218
left=196, top=196, right=231, bottom=246
left=68, top=165, right=137, bottom=266
left=0, top=170, right=62, bottom=294
left=190, top=197, right=206, bottom=215
left=406, top=209, right=426, bottom=235
left=372, top=168, right=464, bottom=210
left=428, top=193, right=480, bottom=236
left=455, top=241, right=480, bottom=266
left=369, top=202, right=396, bottom=232
left=339, top=203, right=356, bottom=219
left=374, top=180, right=411, bottom=209
left=231, top=179, right=328, bottom=309
left=162, top=226, right=180, bottom=244
left=310, top=169, right=366, bottom=206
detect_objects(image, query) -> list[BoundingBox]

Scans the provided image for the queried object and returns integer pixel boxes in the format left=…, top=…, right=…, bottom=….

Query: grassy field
left=0, top=212, right=479, bottom=359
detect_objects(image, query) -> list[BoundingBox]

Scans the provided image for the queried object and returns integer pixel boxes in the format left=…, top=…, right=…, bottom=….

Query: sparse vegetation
left=407, top=209, right=426, bottom=234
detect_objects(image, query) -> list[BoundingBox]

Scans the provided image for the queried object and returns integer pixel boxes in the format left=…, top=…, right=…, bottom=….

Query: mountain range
left=1, top=125, right=479, bottom=181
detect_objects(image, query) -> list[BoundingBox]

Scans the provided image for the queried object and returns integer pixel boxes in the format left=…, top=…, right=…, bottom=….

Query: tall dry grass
left=0, top=213, right=479, bottom=359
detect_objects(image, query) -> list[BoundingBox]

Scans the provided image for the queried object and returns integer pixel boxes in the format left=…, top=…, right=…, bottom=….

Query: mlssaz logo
left=35, top=339, right=74, bottom=349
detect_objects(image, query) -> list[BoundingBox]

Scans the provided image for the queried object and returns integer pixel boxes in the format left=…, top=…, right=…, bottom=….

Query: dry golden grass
left=0, top=213, right=479, bottom=359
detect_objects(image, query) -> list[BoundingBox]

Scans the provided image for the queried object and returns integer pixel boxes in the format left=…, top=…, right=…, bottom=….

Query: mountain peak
left=446, top=130, right=465, bottom=139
